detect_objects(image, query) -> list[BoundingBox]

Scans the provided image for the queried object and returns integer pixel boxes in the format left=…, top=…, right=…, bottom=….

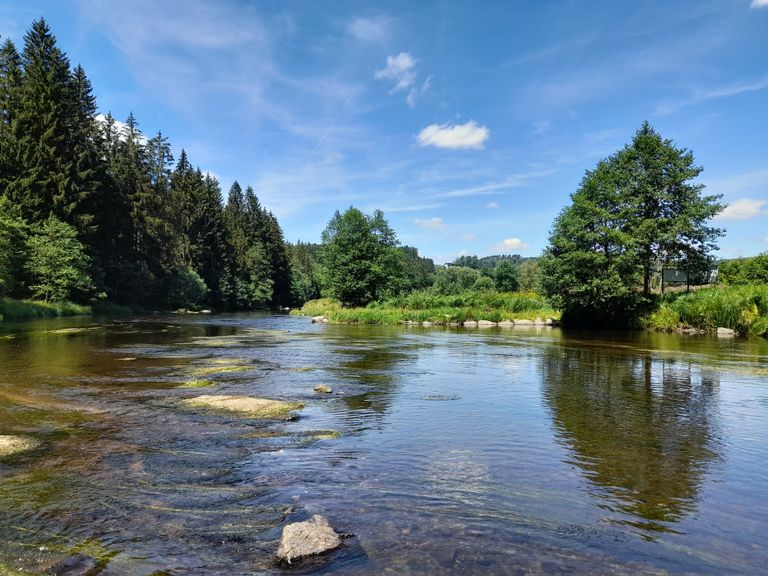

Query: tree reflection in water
left=541, top=338, right=722, bottom=537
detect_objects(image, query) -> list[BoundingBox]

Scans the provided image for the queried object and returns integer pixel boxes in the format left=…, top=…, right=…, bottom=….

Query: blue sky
left=1, top=0, right=767, bottom=262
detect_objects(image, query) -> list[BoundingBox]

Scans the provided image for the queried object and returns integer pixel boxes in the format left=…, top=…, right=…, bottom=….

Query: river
left=0, top=313, right=766, bottom=574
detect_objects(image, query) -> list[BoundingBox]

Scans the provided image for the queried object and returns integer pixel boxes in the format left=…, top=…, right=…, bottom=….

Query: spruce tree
left=0, top=39, right=22, bottom=195
left=8, top=19, right=76, bottom=227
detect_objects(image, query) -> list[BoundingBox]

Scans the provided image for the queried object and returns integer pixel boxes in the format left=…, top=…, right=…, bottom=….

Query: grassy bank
left=0, top=298, right=91, bottom=321
left=0, top=298, right=134, bottom=322
left=646, top=285, right=768, bottom=336
left=294, top=291, right=559, bottom=325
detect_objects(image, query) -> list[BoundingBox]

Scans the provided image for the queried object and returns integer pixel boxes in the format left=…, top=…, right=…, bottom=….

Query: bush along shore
left=293, top=292, right=560, bottom=326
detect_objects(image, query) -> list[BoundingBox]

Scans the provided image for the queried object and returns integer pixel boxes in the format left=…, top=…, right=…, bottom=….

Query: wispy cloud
left=414, top=217, right=446, bottom=229
left=492, top=238, right=529, bottom=252
left=348, top=15, right=392, bottom=42
left=417, top=120, right=489, bottom=150
left=751, top=0, right=768, bottom=8
left=375, top=52, right=417, bottom=92
left=655, top=77, right=768, bottom=115
left=374, top=52, right=431, bottom=107
left=486, top=201, right=500, bottom=209
left=430, top=169, right=554, bottom=199
left=715, top=198, right=767, bottom=221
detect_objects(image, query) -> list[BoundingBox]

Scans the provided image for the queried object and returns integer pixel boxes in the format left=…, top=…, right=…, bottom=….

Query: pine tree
left=0, top=38, right=22, bottom=195
left=7, top=19, right=77, bottom=227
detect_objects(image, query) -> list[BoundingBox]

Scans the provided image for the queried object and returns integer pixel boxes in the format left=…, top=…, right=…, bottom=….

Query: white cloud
left=95, top=113, right=149, bottom=144
left=417, top=120, right=490, bottom=150
left=487, top=201, right=500, bottom=209
left=715, top=198, right=767, bottom=221
left=751, top=0, right=768, bottom=8
left=493, top=238, right=529, bottom=252
left=349, top=16, right=392, bottom=42
left=414, top=217, right=446, bottom=229
left=375, top=52, right=417, bottom=92
left=431, top=168, right=554, bottom=199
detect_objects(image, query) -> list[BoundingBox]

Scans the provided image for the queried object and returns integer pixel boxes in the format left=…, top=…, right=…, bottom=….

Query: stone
left=182, top=395, right=303, bottom=419
left=0, top=434, right=38, bottom=457
left=513, top=319, right=534, bottom=325
left=311, top=316, right=328, bottom=324
left=716, top=327, right=736, bottom=337
left=313, top=384, right=333, bottom=394
left=477, top=320, right=496, bottom=327
left=277, top=515, right=342, bottom=564
left=463, top=320, right=478, bottom=327
left=421, top=321, right=433, bottom=327
left=497, top=320, right=514, bottom=327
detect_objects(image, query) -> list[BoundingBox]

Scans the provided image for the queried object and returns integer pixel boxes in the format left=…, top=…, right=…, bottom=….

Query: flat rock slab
left=0, top=434, right=39, bottom=457
left=277, top=515, right=342, bottom=564
left=182, top=395, right=303, bottom=419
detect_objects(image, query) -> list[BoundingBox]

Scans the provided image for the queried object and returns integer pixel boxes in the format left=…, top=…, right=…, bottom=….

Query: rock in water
left=277, top=515, right=342, bottom=564
left=313, top=384, right=333, bottom=394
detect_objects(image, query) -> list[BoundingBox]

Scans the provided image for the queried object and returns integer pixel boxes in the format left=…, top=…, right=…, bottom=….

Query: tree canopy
left=541, top=122, right=723, bottom=326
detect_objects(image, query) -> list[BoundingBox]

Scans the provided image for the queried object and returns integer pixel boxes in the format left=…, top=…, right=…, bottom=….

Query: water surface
left=0, top=314, right=766, bottom=574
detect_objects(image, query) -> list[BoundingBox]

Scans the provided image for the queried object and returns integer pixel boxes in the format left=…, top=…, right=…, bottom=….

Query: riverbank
left=0, top=298, right=132, bottom=322
left=647, top=285, right=768, bottom=336
left=293, top=292, right=560, bottom=325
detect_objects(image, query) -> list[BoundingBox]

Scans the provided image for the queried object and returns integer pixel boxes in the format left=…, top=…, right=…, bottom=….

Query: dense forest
left=0, top=19, right=302, bottom=310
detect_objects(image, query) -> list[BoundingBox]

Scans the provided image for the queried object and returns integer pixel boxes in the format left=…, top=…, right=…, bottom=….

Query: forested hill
left=0, top=19, right=295, bottom=310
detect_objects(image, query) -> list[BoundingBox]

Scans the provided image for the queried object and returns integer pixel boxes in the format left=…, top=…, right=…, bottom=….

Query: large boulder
left=277, top=515, right=342, bottom=564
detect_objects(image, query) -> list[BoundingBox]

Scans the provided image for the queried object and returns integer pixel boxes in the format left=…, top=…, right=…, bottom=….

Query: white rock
left=277, top=515, right=342, bottom=564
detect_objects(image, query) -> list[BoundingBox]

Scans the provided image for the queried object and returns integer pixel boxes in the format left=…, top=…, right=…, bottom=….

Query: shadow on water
left=541, top=330, right=723, bottom=538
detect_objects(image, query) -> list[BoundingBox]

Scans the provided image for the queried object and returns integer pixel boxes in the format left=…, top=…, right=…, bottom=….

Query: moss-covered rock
left=182, top=395, right=304, bottom=419
left=0, top=434, right=39, bottom=457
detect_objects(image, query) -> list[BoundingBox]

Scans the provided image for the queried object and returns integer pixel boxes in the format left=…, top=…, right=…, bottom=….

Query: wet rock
left=182, top=395, right=303, bottom=419
left=463, top=320, right=478, bottom=327
left=513, top=319, right=534, bottom=325
left=717, top=327, right=736, bottom=337
left=313, top=384, right=333, bottom=394
left=498, top=320, right=514, bottom=327
left=311, top=315, right=329, bottom=323
left=477, top=320, right=496, bottom=327
left=277, top=515, right=342, bottom=564
left=44, top=553, right=102, bottom=576
left=421, top=321, right=433, bottom=327
left=0, top=434, right=39, bottom=457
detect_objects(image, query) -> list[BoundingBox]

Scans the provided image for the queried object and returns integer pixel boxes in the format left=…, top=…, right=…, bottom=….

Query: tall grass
left=0, top=298, right=91, bottom=321
left=293, top=291, right=559, bottom=325
left=647, top=285, right=768, bottom=336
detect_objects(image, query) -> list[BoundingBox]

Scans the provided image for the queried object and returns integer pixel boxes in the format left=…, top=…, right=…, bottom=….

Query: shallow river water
left=0, top=313, right=766, bottom=575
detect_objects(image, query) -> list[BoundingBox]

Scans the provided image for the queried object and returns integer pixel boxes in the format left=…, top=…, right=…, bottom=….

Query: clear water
left=0, top=314, right=766, bottom=574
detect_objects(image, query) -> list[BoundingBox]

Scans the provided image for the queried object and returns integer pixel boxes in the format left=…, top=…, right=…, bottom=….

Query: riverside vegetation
left=1, top=19, right=766, bottom=337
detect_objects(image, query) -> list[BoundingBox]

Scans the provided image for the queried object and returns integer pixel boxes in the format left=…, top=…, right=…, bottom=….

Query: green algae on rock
left=182, top=395, right=304, bottom=419
left=179, top=379, right=215, bottom=388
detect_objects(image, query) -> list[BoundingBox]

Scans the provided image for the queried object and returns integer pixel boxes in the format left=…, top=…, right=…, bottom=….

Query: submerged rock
left=277, top=515, right=342, bottom=564
left=0, top=434, right=39, bottom=457
left=182, top=395, right=303, bottom=419
left=313, top=384, right=333, bottom=394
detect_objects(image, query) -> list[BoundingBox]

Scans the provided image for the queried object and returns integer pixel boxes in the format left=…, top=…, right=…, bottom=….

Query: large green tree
left=320, top=207, right=402, bottom=307
left=541, top=123, right=723, bottom=325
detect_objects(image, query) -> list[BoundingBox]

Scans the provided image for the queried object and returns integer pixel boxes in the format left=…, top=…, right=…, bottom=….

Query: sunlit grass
left=294, top=291, right=559, bottom=325
left=0, top=298, right=90, bottom=321
left=647, top=285, right=768, bottom=336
